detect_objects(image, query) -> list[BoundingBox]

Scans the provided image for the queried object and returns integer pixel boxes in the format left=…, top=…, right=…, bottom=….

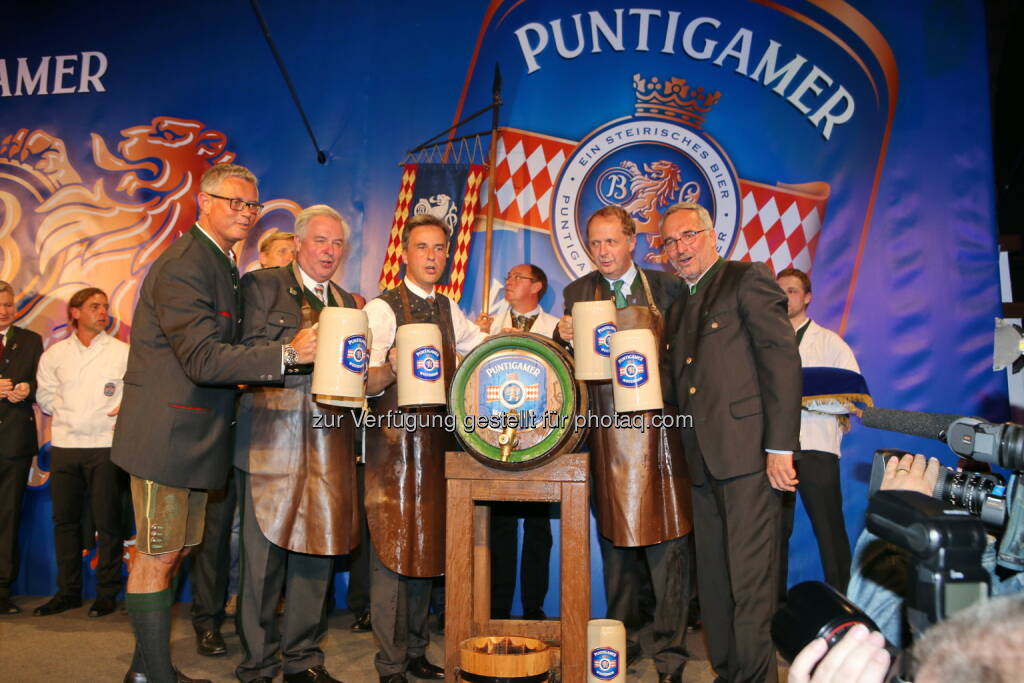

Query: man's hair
left=777, top=267, right=812, bottom=294
left=68, top=287, right=106, bottom=327
left=258, top=231, right=295, bottom=254
left=586, top=205, right=636, bottom=237
left=199, top=163, right=258, bottom=194
left=525, top=264, right=548, bottom=299
left=401, top=214, right=451, bottom=251
left=294, top=204, right=349, bottom=242
left=914, top=595, right=1024, bottom=683
left=659, top=202, right=713, bottom=232
left=0, top=280, right=12, bottom=297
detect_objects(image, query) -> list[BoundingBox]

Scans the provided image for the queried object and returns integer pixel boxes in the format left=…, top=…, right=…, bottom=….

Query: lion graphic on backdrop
left=0, top=116, right=298, bottom=339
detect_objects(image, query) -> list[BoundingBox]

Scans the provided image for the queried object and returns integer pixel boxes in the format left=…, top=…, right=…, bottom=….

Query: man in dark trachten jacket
left=661, top=201, right=802, bottom=683
left=111, top=164, right=316, bottom=683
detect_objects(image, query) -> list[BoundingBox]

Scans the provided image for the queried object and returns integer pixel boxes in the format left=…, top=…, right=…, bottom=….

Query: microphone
left=860, top=407, right=963, bottom=441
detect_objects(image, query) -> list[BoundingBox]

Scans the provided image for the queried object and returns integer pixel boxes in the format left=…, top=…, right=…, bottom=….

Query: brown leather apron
left=364, top=283, right=456, bottom=577
left=589, top=269, right=693, bottom=547
left=245, top=288, right=359, bottom=556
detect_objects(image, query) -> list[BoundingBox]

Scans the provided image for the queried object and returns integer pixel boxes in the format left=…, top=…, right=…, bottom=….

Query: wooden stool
left=444, top=451, right=590, bottom=682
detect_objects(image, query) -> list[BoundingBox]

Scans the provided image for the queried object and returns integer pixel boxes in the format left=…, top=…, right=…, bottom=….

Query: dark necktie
left=512, top=313, right=538, bottom=331
left=0, top=330, right=5, bottom=361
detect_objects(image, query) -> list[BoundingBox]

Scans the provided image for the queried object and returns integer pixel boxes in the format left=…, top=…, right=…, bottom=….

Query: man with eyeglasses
left=660, top=201, right=801, bottom=683
left=111, top=163, right=317, bottom=683
left=474, top=264, right=558, bottom=621
left=555, top=205, right=694, bottom=683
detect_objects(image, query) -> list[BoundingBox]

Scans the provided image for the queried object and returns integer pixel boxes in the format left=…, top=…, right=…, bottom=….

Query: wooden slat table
left=444, top=451, right=590, bottom=682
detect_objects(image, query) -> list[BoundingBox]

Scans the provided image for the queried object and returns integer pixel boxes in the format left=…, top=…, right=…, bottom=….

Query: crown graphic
left=633, top=74, right=721, bottom=130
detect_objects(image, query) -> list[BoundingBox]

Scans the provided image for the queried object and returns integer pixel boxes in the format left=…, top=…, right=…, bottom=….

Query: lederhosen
left=589, top=269, right=693, bottom=547
left=365, top=283, right=456, bottom=577
left=243, top=277, right=360, bottom=555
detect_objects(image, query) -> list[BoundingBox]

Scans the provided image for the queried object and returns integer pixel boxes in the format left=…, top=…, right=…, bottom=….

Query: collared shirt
left=798, top=320, right=860, bottom=456
left=685, top=258, right=723, bottom=295
left=194, top=222, right=237, bottom=262
left=295, top=264, right=330, bottom=302
left=0, top=326, right=9, bottom=344
left=365, top=278, right=488, bottom=368
left=36, top=331, right=130, bottom=448
left=604, top=262, right=639, bottom=297
left=487, top=305, right=559, bottom=338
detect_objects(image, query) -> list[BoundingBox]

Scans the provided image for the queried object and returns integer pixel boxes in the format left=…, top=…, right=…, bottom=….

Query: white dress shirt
left=798, top=320, right=861, bottom=457
left=365, top=279, right=488, bottom=368
left=604, top=262, right=639, bottom=297
left=487, top=306, right=559, bottom=338
left=36, top=331, right=130, bottom=448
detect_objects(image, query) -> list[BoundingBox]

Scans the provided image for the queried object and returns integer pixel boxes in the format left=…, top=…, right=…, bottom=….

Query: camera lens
left=772, top=582, right=881, bottom=663
left=935, top=469, right=998, bottom=516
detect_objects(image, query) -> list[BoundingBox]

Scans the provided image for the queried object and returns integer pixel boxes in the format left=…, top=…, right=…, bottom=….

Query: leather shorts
left=130, top=475, right=207, bottom=555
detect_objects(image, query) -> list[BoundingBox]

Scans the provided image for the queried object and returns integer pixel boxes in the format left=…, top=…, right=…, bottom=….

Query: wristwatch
left=283, top=343, right=298, bottom=367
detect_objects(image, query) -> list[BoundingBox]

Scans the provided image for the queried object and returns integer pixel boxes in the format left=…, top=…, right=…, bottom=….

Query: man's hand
left=107, top=403, right=121, bottom=417
left=788, top=624, right=890, bottom=683
left=475, top=313, right=494, bottom=335
left=557, top=315, right=573, bottom=342
left=386, top=347, right=398, bottom=374
left=6, top=381, right=29, bottom=403
left=0, top=377, right=12, bottom=400
left=289, top=327, right=318, bottom=365
left=880, top=453, right=940, bottom=497
left=767, top=451, right=798, bottom=492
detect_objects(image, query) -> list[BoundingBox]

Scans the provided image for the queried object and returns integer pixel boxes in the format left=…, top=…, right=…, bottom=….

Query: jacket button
left=689, top=386, right=697, bottom=395
left=278, top=318, right=285, bottom=324
left=685, top=357, right=693, bottom=365
left=710, top=321, right=719, bottom=329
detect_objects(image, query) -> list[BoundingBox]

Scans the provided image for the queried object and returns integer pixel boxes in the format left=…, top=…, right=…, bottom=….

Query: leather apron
left=589, top=269, right=693, bottom=547
left=244, top=285, right=359, bottom=556
left=364, top=283, right=456, bottom=577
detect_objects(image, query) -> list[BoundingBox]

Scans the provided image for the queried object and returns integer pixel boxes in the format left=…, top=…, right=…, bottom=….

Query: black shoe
left=283, top=665, right=343, bottom=682
left=0, top=596, right=20, bottom=614
left=33, top=594, right=82, bottom=616
left=523, top=607, right=546, bottom=620
left=407, top=655, right=444, bottom=680
left=89, top=595, right=117, bottom=617
left=123, top=669, right=212, bottom=683
left=657, top=674, right=682, bottom=683
left=379, top=675, right=407, bottom=683
left=195, top=629, right=227, bottom=656
left=350, top=610, right=372, bottom=632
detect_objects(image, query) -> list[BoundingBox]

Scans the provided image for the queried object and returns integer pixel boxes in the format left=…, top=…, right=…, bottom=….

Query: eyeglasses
left=505, top=273, right=537, bottom=283
left=206, top=193, right=264, bottom=214
left=661, top=229, right=709, bottom=251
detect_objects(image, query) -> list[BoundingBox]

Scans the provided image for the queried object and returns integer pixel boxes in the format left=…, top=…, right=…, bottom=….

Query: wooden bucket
left=458, top=636, right=551, bottom=682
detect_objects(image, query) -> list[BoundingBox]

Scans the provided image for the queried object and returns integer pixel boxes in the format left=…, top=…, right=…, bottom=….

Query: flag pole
left=482, top=64, right=502, bottom=317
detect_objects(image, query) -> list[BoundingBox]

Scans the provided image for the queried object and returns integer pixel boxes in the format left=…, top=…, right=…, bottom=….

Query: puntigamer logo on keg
left=342, top=334, right=367, bottom=374
left=412, top=346, right=442, bottom=381
left=594, top=322, right=617, bottom=357
left=615, top=351, right=649, bottom=388
left=552, top=74, right=740, bottom=278
left=591, top=646, right=620, bottom=680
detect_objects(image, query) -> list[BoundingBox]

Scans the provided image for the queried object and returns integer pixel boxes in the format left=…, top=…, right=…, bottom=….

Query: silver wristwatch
left=282, top=343, right=298, bottom=367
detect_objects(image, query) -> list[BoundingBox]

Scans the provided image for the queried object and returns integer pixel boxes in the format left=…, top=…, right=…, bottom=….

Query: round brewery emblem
left=590, top=646, right=621, bottom=680
left=551, top=117, right=740, bottom=278
left=342, top=334, right=368, bottom=374
left=412, top=345, right=442, bottom=382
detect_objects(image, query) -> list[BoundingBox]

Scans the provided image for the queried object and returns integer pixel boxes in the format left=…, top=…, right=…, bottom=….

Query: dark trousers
left=346, top=463, right=371, bottom=614
left=600, top=533, right=694, bottom=675
left=690, top=464, right=781, bottom=683
left=190, top=469, right=237, bottom=633
left=0, top=456, right=31, bottom=599
left=370, top=545, right=432, bottom=676
left=49, top=446, right=126, bottom=599
left=779, top=450, right=852, bottom=597
left=490, top=502, right=552, bottom=617
left=236, top=471, right=332, bottom=681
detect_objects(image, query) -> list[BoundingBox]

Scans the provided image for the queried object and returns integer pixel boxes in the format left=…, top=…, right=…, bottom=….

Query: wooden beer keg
left=449, top=331, right=587, bottom=470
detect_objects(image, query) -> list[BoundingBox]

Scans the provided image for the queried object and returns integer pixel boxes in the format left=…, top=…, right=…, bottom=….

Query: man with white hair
left=234, top=204, right=361, bottom=683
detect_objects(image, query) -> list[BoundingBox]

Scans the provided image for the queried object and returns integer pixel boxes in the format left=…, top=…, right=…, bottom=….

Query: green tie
left=612, top=279, right=627, bottom=309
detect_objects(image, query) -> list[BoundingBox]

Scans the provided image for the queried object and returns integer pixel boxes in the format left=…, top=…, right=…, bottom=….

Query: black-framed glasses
left=505, top=272, right=537, bottom=282
left=662, top=229, right=709, bottom=251
left=206, top=192, right=264, bottom=214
